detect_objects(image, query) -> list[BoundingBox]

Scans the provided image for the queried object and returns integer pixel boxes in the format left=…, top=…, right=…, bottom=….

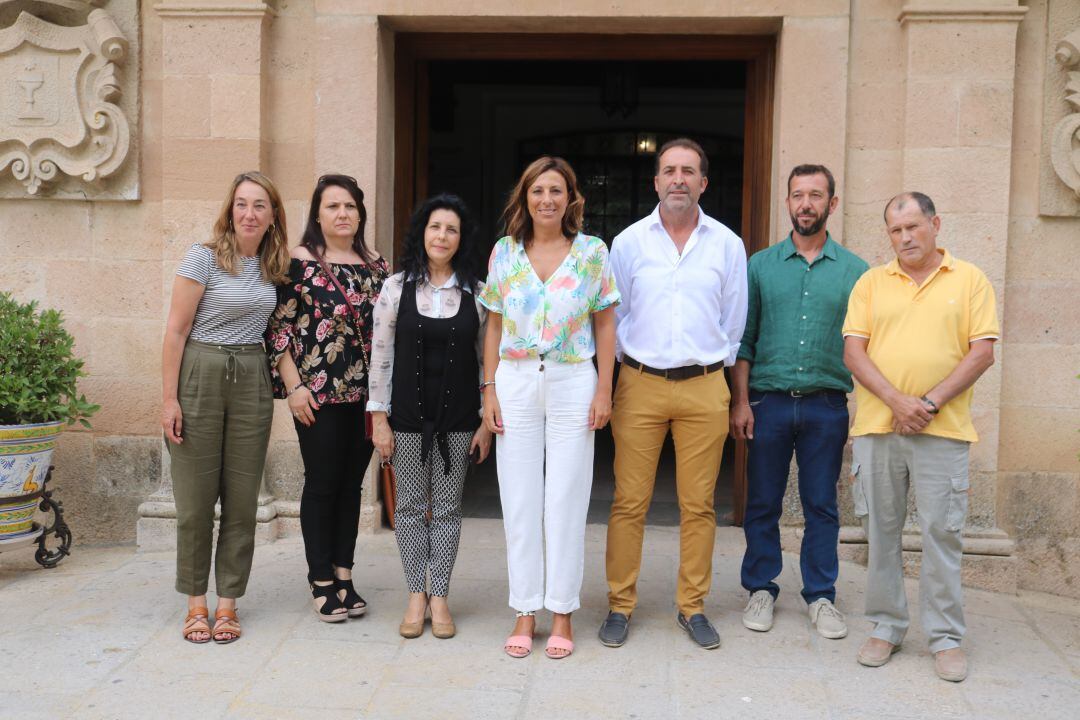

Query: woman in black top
left=368, top=194, right=491, bottom=639
left=266, top=174, right=389, bottom=622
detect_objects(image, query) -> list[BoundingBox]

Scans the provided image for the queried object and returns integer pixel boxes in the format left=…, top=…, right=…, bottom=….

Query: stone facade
left=0, top=0, right=139, bottom=198
left=999, top=0, right=1080, bottom=598
left=0, top=0, right=1076, bottom=596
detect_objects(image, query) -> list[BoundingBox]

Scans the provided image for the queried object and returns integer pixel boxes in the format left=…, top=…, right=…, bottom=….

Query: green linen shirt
left=737, top=233, right=869, bottom=393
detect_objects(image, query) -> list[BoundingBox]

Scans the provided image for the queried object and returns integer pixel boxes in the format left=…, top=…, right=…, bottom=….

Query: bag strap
left=315, top=255, right=360, bottom=321
left=314, top=255, right=369, bottom=371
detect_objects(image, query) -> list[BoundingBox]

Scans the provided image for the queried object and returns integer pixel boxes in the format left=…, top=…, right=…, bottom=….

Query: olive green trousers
left=169, top=340, right=273, bottom=598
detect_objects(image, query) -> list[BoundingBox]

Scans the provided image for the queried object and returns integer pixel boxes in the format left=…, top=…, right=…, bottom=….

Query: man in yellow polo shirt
left=842, top=192, right=998, bottom=683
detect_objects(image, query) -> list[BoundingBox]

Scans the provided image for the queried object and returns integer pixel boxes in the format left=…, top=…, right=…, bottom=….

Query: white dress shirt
left=609, top=204, right=748, bottom=369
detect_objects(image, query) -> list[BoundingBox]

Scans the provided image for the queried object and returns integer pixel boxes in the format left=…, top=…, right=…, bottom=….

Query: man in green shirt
left=730, top=164, right=869, bottom=639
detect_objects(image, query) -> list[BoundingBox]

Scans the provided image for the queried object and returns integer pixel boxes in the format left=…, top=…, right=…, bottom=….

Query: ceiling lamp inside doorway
left=636, top=134, right=657, bottom=154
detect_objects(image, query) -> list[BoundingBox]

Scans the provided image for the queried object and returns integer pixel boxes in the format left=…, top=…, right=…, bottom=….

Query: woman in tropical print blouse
left=480, top=156, right=620, bottom=660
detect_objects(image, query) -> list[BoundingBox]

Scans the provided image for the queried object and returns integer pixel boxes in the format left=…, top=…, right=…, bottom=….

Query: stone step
left=837, top=525, right=1015, bottom=556
left=833, top=526, right=1018, bottom=594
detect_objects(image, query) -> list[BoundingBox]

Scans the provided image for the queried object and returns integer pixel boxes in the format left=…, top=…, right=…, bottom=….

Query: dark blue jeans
left=740, top=390, right=849, bottom=604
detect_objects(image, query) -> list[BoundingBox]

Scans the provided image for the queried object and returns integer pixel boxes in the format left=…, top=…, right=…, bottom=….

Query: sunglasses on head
left=317, top=174, right=358, bottom=186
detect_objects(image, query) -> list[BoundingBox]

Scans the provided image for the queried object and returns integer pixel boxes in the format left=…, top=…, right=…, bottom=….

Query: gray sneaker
left=808, top=598, right=848, bottom=639
left=743, top=590, right=774, bottom=632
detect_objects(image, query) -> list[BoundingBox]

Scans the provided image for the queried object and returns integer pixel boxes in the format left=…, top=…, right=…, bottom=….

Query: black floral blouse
left=266, top=258, right=389, bottom=405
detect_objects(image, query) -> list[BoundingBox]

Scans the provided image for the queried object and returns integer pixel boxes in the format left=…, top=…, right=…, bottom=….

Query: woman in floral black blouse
left=266, top=174, right=389, bottom=622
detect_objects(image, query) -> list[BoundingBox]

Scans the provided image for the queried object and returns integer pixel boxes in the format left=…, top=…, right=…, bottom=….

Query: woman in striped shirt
left=162, top=171, right=290, bottom=644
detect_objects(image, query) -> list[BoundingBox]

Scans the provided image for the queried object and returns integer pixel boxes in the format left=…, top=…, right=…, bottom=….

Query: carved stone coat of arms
left=1052, top=28, right=1080, bottom=201
left=0, top=7, right=132, bottom=196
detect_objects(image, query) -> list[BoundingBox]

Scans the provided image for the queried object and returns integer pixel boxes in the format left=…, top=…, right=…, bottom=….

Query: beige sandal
left=182, top=606, right=211, bottom=644
left=213, top=607, right=242, bottom=644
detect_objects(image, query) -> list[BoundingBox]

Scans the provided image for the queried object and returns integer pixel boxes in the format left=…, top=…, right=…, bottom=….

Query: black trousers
left=294, top=401, right=374, bottom=583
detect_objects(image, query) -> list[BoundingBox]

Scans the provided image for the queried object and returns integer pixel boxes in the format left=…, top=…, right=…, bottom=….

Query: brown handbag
left=379, top=459, right=435, bottom=528
left=380, top=459, right=397, bottom=529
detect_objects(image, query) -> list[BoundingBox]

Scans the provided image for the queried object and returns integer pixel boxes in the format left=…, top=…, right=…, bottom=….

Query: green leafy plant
left=0, top=292, right=99, bottom=427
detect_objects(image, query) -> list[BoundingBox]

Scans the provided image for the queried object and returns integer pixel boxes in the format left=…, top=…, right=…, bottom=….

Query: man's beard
left=791, top=207, right=829, bottom=237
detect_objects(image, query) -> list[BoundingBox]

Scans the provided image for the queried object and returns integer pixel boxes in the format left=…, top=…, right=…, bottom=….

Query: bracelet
left=920, top=395, right=940, bottom=414
left=479, top=381, right=496, bottom=391
left=288, top=382, right=306, bottom=396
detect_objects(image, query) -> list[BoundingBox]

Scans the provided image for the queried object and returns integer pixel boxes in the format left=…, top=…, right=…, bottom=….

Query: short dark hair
left=787, top=164, right=836, bottom=199
left=401, top=194, right=481, bottom=294
left=655, top=138, right=709, bottom=177
left=883, top=191, right=936, bottom=222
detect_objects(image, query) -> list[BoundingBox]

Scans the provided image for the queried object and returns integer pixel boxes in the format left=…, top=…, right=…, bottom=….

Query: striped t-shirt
left=176, top=244, right=277, bottom=345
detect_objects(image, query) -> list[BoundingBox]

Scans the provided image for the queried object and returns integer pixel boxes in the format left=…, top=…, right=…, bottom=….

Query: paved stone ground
left=2, top=519, right=1078, bottom=719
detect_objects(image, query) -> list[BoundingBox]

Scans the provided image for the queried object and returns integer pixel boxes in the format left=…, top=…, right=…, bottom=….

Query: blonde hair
left=206, top=171, right=290, bottom=285
left=501, top=156, right=584, bottom=245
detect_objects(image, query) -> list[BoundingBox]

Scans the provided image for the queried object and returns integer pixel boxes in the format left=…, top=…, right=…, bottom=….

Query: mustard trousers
left=606, top=365, right=729, bottom=616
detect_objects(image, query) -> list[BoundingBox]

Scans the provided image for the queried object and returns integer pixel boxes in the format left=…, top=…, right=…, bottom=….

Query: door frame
left=393, top=32, right=776, bottom=525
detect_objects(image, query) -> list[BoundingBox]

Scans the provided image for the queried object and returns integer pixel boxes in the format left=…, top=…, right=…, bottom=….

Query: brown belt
left=622, top=356, right=725, bottom=381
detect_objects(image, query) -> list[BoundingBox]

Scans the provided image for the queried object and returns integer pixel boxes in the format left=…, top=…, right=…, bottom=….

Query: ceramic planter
left=0, top=421, right=64, bottom=540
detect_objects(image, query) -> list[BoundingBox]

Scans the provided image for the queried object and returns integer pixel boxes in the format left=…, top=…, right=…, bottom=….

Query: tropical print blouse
left=266, top=257, right=389, bottom=404
left=479, top=233, right=620, bottom=362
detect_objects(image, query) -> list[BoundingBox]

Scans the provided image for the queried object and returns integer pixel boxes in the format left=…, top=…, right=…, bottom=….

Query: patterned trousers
left=392, top=431, right=472, bottom=596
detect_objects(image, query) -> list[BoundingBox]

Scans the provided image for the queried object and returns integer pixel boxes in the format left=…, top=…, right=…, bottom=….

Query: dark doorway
left=424, top=60, right=746, bottom=249
left=394, top=34, right=775, bottom=527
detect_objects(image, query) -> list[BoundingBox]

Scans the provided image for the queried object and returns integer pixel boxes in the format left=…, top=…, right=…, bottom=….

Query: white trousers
left=495, top=358, right=597, bottom=614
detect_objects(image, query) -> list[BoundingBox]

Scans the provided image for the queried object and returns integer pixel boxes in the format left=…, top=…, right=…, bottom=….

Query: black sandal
left=310, top=582, right=348, bottom=623
left=334, top=577, right=368, bottom=618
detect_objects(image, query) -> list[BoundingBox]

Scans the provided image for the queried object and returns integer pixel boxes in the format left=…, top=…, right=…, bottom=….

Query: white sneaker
left=808, top=599, right=848, bottom=639
left=743, top=590, right=774, bottom=632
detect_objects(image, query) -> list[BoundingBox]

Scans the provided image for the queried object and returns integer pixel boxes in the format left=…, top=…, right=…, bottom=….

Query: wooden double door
left=393, top=32, right=776, bottom=525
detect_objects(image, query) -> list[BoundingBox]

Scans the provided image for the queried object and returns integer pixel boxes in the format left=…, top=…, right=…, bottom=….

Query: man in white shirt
left=600, top=138, right=748, bottom=650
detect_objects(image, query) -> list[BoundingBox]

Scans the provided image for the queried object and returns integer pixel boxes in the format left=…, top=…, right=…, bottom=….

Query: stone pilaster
left=155, top=1, right=274, bottom=198
left=138, top=1, right=279, bottom=550
left=838, top=2, right=1028, bottom=593
left=772, top=12, right=851, bottom=242
left=310, top=13, right=395, bottom=534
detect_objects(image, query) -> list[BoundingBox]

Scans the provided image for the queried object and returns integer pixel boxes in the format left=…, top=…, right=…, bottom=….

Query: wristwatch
left=920, top=395, right=940, bottom=414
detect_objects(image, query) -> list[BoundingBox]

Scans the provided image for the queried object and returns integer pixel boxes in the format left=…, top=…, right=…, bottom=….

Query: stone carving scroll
left=1051, top=28, right=1080, bottom=198
left=0, top=8, right=131, bottom=195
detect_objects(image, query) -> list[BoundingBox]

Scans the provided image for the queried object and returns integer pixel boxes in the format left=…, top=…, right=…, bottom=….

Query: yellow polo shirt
left=842, top=249, right=999, bottom=442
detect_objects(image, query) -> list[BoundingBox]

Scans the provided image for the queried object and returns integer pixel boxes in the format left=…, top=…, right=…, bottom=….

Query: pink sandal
left=545, top=635, right=574, bottom=659
left=505, top=610, right=535, bottom=658
left=504, top=634, right=533, bottom=658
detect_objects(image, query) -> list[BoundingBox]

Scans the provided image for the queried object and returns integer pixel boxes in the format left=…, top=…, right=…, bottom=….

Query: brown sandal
left=212, top=607, right=242, bottom=644
left=182, top=606, right=211, bottom=644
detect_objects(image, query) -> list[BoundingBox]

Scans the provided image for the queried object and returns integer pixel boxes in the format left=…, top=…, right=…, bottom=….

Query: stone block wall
left=0, top=0, right=159, bottom=542
left=997, top=0, right=1080, bottom=598
left=828, top=0, right=1080, bottom=599
left=2, top=0, right=1077, bottom=599
left=782, top=0, right=1078, bottom=598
